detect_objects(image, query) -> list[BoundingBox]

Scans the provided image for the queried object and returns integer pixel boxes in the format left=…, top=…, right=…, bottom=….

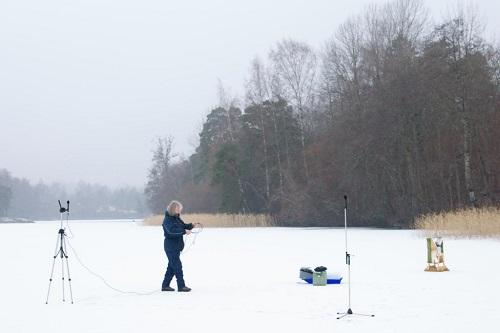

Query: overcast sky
left=1, top=0, right=499, bottom=188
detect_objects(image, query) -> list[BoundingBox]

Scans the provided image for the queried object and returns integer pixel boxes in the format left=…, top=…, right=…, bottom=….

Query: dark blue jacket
left=162, top=212, right=194, bottom=252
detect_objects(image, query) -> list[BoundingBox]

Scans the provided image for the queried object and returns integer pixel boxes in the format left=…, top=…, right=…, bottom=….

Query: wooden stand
left=424, top=237, right=449, bottom=272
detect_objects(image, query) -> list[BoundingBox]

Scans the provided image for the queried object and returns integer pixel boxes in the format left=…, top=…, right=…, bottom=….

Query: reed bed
left=142, top=213, right=276, bottom=228
left=414, top=207, right=500, bottom=238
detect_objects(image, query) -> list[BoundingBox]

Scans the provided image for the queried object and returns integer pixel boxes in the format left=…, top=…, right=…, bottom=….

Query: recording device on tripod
left=58, top=200, right=69, bottom=214
left=45, top=200, right=74, bottom=304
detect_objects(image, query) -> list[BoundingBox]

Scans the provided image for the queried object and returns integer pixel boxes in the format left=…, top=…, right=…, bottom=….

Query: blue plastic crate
left=302, top=274, right=342, bottom=285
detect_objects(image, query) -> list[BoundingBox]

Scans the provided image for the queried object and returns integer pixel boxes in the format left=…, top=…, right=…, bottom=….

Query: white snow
left=0, top=221, right=498, bottom=333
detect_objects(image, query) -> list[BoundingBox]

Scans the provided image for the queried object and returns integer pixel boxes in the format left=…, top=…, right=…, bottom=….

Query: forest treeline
left=0, top=169, right=146, bottom=220
left=145, top=0, right=500, bottom=227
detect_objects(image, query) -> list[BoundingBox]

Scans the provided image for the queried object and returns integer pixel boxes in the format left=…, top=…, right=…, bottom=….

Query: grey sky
left=1, top=0, right=499, bottom=188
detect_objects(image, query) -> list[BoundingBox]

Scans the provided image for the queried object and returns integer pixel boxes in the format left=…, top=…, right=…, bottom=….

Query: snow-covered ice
left=0, top=221, right=498, bottom=332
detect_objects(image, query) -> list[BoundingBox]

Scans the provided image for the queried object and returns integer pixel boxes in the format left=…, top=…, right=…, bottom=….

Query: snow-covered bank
left=0, top=221, right=498, bottom=333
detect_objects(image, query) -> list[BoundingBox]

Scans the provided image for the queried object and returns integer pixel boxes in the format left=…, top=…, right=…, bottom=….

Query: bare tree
left=270, top=39, right=318, bottom=183
left=322, top=15, right=365, bottom=117
left=363, top=0, right=428, bottom=82
left=145, top=136, right=175, bottom=213
left=217, top=79, right=240, bottom=142
left=437, top=3, right=485, bottom=206
left=245, top=57, right=272, bottom=203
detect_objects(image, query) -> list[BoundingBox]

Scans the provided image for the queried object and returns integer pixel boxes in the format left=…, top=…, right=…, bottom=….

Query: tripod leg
left=65, top=257, right=74, bottom=304
left=45, top=236, right=61, bottom=304
left=337, top=312, right=374, bottom=319
left=45, top=256, right=58, bottom=304
left=61, top=249, right=66, bottom=302
left=63, top=238, right=74, bottom=304
left=336, top=313, right=349, bottom=320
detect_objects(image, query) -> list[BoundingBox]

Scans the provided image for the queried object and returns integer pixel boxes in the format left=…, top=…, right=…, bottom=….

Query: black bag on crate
left=299, top=267, right=314, bottom=280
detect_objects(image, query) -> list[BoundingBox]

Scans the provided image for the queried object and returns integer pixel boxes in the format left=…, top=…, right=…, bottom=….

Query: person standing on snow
left=161, top=200, right=194, bottom=292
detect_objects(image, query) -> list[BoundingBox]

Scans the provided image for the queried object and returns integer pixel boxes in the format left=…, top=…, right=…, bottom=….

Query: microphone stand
left=337, top=195, right=374, bottom=319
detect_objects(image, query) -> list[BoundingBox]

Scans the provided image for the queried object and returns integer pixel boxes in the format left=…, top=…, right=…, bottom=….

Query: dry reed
left=142, top=213, right=276, bottom=228
left=414, top=207, right=500, bottom=238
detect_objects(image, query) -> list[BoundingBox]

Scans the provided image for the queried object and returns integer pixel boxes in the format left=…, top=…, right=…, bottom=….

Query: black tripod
left=337, top=195, right=374, bottom=320
left=45, top=200, right=74, bottom=304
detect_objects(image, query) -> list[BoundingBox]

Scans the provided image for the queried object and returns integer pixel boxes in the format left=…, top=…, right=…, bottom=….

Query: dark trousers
left=162, top=250, right=185, bottom=289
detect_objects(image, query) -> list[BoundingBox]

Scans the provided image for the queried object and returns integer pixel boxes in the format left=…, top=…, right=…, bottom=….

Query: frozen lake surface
left=0, top=221, right=498, bottom=332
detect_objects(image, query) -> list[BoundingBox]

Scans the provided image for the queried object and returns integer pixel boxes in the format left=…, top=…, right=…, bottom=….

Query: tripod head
left=58, top=200, right=70, bottom=214
left=58, top=200, right=70, bottom=230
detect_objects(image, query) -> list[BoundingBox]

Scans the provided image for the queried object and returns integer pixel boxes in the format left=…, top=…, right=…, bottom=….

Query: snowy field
left=0, top=221, right=498, bottom=333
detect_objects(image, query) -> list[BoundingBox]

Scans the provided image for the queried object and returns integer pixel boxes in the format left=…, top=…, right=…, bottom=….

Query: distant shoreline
left=0, top=218, right=145, bottom=224
left=0, top=218, right=34, bottom=224
left=33, top=218, right=142, bottom=223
